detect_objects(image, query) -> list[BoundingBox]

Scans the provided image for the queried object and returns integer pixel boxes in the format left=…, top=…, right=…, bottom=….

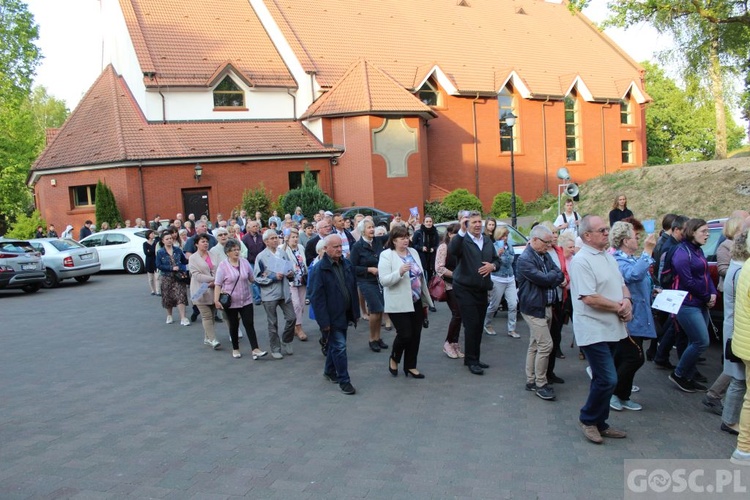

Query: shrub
left=490, top=192, right=525, bottom=218
left=441, top=189, right=483, bottom=217
left=423, top=200, right=456, bottom=223
left=5, top=210, right=46, bottom=239
left=95, top=180, right=123, bottom=228
left=241, top=183, right=273, bottom=223
left=281, top=169, right=334, bottom=218
left=525, top=192, right=557, bottom=214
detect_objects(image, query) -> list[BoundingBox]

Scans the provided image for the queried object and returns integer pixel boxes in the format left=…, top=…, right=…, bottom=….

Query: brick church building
left=30, top=0, right=649, bottom=228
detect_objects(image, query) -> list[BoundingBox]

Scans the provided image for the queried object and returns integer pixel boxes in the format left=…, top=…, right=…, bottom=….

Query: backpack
left=659, top=243, right=690, bottom=289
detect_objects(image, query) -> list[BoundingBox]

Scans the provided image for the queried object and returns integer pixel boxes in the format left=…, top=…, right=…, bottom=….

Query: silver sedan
left=29, top=238, right=101, bottom=288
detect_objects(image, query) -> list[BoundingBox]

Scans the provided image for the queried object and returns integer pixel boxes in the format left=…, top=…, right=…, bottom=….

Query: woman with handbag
left=282, top=228, right=309, bottom=341
left=155, top=231, right=190, bottom=325
left=214, top=239, right=267, bottom=360
left=379, top=225, right=434, bottom=378
left=482, top=225, right=519, bottom=339
left=435, top=223, right=463, bottom=359
left=189, top=233, right=221, bottom=350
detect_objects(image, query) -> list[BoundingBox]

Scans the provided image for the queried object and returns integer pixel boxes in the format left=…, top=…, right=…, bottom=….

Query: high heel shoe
left=404, top=368, right=425, bottom=379
left=388, top=356, right=398, bottom=377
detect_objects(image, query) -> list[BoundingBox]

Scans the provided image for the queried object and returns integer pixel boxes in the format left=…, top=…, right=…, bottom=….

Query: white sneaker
left=271, top=352, right=283, bottom=359
left=731, top=449, right=750, bottom=466
left=281, top=342, right=293, bottom=355
left=180, top=318, right=190, bottom=326
left=205, top=339, right=220, bottom=350
left=631, top=385, right=640, bottom=393
left=609, top=395, right=623, bottom=411
left=483, top=325, right=497, bottom=335
left=443, top=341, right=458, bottom=359
left=166, top=315, right=174, bottom=324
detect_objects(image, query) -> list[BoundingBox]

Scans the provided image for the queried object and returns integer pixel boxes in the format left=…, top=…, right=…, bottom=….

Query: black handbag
left=218, top=264, right=242, bottom=309
left=175, top=271, right=191, bottom=285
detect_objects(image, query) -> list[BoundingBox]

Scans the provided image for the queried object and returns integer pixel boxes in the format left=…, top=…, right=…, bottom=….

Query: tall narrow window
left=213, top=76, right=245, bottom=108
left=565, top=95, right=581, bottom=162
left=620, top=98, right=632, bottom=125
left=621, top=140, right=634, bottom=164
left=417, top=78, right=441, bottom=107
left=498, top=87, right=518, bottom=153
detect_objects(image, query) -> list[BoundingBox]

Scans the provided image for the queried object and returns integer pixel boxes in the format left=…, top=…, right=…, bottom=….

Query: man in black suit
left=448, top=210, right=501, bottom=375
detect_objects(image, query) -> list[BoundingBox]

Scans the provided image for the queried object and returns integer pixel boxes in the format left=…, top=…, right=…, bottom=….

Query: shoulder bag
left=428, top=274, right=447, bottom=302
left=218, top=262, right=242, bottom=309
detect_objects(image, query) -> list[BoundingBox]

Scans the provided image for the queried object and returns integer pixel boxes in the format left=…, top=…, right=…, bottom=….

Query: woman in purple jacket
left=669, top=218, right=718, bottom=393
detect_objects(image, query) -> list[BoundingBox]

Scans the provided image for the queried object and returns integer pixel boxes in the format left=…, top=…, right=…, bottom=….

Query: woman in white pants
left=483, top=226, right=519, bottom=338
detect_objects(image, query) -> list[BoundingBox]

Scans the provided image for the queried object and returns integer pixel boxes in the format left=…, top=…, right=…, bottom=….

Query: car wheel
left=74, top=275, right=91, bottom=283
left=42, top=269, right=59, bottom=288
left=124, top=254, right=144, bottom=274
left=22, top=284, right=41, bottom=293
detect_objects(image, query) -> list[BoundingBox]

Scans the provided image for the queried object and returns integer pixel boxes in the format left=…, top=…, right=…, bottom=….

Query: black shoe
left=468, top=365, right=484, bottom=375
left=690, top=379, right=707, bottom=391
left=404, top=369, right=425, bottom=379
left=669, top=371, right=696, bottom=393
left=323, top=372, right=338, bottom=383
left=654, top=359, right=675, bottom=370
left=339, top=382, right=356, bottom=395
left=721, top=423, right=740, bottom=436
left=388, top=357, right=398, bottom=377
left=190, top=312, right=199, bottom=323
left=377, top=339, right=389, bottom=349
left=368, top=340, right=381, bottom=352
left=214, top=316, right=223, bottom=323
left=693, top=370, right=708, bottom=383
left=422, top=318, right=429, bottom=328
left=555, top=351, right=565, bottom=359
left=646, top=351, right=655, bottom=361
left=429, top=305, right=437, bottom=312
left=525, top=382, right=536, bottom=391
left=548, top=374, right=566, bottom=384
left=477, top=361, right=490, bottom=369
left=536, top=384, right=556, bottom=401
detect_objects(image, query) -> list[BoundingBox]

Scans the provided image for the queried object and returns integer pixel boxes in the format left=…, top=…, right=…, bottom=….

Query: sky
left=26, top=0, right=674, bottom=111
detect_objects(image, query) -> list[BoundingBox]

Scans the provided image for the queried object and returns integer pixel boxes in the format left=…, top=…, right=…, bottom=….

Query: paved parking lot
left=0, top=273, right=739, bottom=499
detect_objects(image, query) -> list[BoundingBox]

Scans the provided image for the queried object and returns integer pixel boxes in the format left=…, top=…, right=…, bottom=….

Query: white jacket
left=378, top=247, right=434, bottom=313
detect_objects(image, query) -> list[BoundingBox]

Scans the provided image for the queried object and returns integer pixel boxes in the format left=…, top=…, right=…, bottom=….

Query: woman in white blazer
left=379, top=225, right=434, bottom=379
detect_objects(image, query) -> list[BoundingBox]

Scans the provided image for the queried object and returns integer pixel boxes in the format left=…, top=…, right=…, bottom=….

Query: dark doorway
left=183, top=190, right=210, bottom=220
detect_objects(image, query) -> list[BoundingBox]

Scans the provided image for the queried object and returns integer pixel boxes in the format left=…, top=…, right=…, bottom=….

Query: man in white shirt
left=554, top=198, right=580, bottom=236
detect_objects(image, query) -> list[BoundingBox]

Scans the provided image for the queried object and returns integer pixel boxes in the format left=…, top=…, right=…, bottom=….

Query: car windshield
left=50, top=239, right=85, bottom=251
left=0, top=241, right=36, bottom=253
left=703, top=227, right=723, bottom=262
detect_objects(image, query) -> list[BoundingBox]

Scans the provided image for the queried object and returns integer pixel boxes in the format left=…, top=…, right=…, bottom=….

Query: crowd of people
left=135, top=199, right=750, bottom=459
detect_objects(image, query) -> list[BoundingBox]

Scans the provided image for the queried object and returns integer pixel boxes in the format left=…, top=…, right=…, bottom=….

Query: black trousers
left=444, top=288, right=462, bottom=344
left=614, top=336, right=644, bottom=401
left=453, top=283, right=488, bottom=366
left=389, top=300, right=424, bottom=370
left=224, top=304, right=259, bottom=350
left=547, top=298, right=567, bottom=377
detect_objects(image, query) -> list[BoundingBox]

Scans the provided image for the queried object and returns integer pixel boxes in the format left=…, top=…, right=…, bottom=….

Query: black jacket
left=309, top=254, right=360, bottom=331
left=516, top=246, right=564, bottom=318
left=448, top=231, right=500, bottom=292
left=349, top=235, right=388, bottom=283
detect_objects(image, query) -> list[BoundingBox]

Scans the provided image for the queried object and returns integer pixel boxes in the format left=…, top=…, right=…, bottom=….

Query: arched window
left=213, top=76, right=245, bottom=108
left=417, top=78, right=441, bottom=107
left=564, top=94, right=581, bottom=162
left=498, top=87, right=518, bottom=152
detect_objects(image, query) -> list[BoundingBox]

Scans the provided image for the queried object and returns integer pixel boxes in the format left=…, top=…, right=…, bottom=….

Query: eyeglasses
left=536, top=237, right=553, bottom=245
left=589, top=228, right=609, bottom=234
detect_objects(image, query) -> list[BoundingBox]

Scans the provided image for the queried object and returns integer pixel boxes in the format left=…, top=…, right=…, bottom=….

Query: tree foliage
left=4, top=209, right=44, bottom=239
left=0, top=0, right=42, bottom=102
left=94, top=180, right=123, bottom=228
left=281, top=168, right=334, bottom=218
left=240, top=183, right=273, bottom=223
left=490, top=192, right=526, bottom=218
left=441, top=189, right=484, bottom=217
left=423, top=200, right=456, bottom=223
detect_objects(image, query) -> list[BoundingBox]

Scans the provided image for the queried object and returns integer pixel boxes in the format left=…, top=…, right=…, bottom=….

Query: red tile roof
left=301, top=59, right=436, bottom=119
left=32, top=66, right=339, bottom=172
left=265, top=0, right=647, bottom=100
left=119, top=0, right=296, bottom=88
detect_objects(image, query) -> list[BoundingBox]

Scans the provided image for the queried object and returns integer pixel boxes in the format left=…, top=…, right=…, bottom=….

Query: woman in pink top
left=214, top=239, right=267, bottom=360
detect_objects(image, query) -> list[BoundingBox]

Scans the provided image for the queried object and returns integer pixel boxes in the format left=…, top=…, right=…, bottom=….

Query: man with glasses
left=305, top=220, right=333, bottom=266
left=516, top=225, right=565, bottom=401
left=569, top=215, right=632, bottom=444
left=448, top=210, right=501, bottom=375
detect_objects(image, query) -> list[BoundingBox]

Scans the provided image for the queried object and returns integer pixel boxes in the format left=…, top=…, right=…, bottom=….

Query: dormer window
left=417, top=78, right=441, bottom=107
left=213, top=76, right=245, bottom=108
left=620, top=97, right=633, bottom=125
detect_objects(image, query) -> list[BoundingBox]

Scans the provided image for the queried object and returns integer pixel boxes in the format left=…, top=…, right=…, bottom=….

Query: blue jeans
left=580, top=342, right=618, bottom=430
left=724, top=377, right=747, bottom=425
left=249, top=263, right=262, bottom=303
left=675, top=306, right=709, bottom=380
left=324, top=328, right=350, bottom=384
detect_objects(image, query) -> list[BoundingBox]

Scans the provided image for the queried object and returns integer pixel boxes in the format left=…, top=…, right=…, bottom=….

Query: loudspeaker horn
left=565, top=183, right=579, bottom=197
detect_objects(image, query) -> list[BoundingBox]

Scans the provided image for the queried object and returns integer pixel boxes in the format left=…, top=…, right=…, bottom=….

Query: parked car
left=703, top=220, right=726, bottom=332
left=79, top=229, right=148, bottom=274
left=332, top=206, right=393, bottom=228
left=29, top=238, right=101, bottom=288
left=0, top=238, right=46, bottom=293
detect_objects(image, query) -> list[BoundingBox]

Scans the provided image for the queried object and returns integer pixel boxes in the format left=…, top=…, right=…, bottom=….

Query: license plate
left=21, top=264, right=36, bottom=270
left=80, top=253, right=92, bottom=260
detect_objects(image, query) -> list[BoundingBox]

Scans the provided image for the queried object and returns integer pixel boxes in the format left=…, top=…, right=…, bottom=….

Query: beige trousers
left=523, top=307, right=553, bottom=387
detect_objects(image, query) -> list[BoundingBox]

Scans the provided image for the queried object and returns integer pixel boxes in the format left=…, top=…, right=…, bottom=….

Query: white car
left=79, top=229, right=148, bottom=274
left=29, top=238, right=101, bottom=288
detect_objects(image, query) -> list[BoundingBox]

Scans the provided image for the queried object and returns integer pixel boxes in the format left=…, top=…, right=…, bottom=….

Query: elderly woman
left=547, top=229, right=577, bottom=382
left=483, top=225, right=518, bottom=338
left=719, top=230, right=749, bottom=436
left=282, top=227, right=309, bottom=341
left=379, top=225, right=434, bottom=378
left=717, top=216, right=745, bottom=292
left=189, top=233, right=221, bottom=349
left=214, top=239, right=267, bottom=360
left=350, top=218, right=389, bottom=352
left=436, top=223, right=463, bottom=359
left=610, top=221, right=657, bottom=410
left=669, top=218, right=718, bottom=393
left=155, top=231, right=190, bottom=325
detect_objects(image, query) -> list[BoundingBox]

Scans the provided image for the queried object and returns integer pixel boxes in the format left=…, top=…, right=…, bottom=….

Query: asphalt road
left=0, top=273, right=738, bottom=499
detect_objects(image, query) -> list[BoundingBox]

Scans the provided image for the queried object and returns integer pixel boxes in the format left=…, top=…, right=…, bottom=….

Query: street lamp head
left=194, top=163, right=203, bottom=182
left=504, top=113, right=517, bottom=128
left=556, top=167, right=570, bottom=181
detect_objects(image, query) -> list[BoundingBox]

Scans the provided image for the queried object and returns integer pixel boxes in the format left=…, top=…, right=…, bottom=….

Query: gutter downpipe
left=601, top=99, right=612, bottom=174
left=541, top=96, right=554, bottom=193
left=138, top=161, right=147, bottom=219
left=472, top=93, right=480, bottom=198
left=287, top=88, right=297, bottom=120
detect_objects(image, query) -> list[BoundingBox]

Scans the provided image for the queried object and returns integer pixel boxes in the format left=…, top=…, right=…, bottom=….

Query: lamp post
left=505, top=113, right=517, bottom=228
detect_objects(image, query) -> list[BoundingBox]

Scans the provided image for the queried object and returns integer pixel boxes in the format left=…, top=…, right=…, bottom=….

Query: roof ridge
left=110, top=69, right=130, bottom=160
left=119, top=0, right=156, bottom=73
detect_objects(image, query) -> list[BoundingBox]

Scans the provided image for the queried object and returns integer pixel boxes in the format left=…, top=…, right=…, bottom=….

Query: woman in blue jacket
left=669, top=218, right=718, bottom=393
left=156, top=231, right=190, bottom=326
left=611, top=221, right=657, bottom=411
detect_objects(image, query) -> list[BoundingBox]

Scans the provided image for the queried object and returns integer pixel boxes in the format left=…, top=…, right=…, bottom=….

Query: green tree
left=441, top=188, right=483, bottom=216
left=94, top=180, right=123, bottom=228
left=281, top=169, right=334, bottom=218
left=4, top=209, right=44, bottom=239
left=490, top=192, right=525, bottom=218
left=241, top=183, right=273, bottom=223
left=574, top=1, right=750, bottom=159
left=423, top=200, right=456, bottom=223
left=0, top=0, right=42, bottom=101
